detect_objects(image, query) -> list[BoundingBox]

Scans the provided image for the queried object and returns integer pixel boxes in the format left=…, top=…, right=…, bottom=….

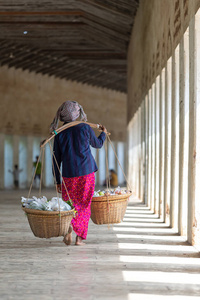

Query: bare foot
left=63, top=225, right=73, bottom=246
left=75, top=236, right=85, bottom=246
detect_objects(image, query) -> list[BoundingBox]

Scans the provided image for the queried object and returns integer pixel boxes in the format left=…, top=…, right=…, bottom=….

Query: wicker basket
left=22, top=207, right=75, bottom=238
left=90, top=192, right=132, bottom=225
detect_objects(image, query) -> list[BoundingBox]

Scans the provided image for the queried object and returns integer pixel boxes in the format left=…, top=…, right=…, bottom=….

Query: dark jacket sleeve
left=53, top=136, right=62, bottom=184
left=88, top=126, right=106, bottom=148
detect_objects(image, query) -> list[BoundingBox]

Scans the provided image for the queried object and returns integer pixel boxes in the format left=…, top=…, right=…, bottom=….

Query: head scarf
left=50, top=101, right=87, bottom=132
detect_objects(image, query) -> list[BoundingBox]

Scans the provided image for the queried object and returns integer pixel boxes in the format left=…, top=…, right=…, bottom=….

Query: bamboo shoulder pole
left=40, top=121, right=110, bottom=148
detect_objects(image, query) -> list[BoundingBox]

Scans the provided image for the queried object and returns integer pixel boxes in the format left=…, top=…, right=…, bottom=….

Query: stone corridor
left=1, top=189, right=200, bottom=300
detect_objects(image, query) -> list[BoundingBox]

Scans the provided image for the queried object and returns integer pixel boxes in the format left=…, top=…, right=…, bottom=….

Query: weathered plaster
left=127, top=0, right=200, bottom=122
left=0, top=66, right=127, bottom=141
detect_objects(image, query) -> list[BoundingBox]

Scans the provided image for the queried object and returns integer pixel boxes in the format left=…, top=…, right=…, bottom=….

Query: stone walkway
left=1, top=189, right=200, bottom=300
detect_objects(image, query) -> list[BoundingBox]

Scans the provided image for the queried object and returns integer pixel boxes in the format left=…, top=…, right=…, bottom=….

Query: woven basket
left=22, top=207, right=75, bottom=238
left=91, top=192, right=132, bottom=225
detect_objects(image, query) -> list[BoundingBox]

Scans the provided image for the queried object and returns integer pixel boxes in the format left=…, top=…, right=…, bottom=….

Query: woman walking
left=50, top=101, right=107, bottom=246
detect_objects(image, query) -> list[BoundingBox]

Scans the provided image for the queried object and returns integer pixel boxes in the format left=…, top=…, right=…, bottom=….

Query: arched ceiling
left=0, top=0, right=139, bottom=93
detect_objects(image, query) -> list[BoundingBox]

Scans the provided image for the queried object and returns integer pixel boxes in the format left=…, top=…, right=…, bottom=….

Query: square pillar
left=0, top=134, right=5, bottom=189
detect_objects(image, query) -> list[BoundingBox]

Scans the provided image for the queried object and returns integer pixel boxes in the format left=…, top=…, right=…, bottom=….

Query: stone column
left=151, top=85, right=155, bottom=212
left=164, top=58, right=172, bottom=225
left=144, top=95, right=149, bottom=206
left=188, top=12, right=200, bottom=246
left=178, top=30, right=189, bottom=236
left=147, top=90, right=152, bottom=208
left=140, top=100, right=145, bottom=203
left=0, top=134, right=5, bottom=189
left=155, top=77, right=160, bottom=215
left=13, top=135, right=19, bottom=166
left=159, top=69, right=165, bottom=221
left=137, top=107, right=141, bottom=199
left=170, top=47, right=180, bottom=231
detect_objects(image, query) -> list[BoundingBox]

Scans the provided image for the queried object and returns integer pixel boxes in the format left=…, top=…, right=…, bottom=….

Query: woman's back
left=53, top=123, right=106, bottom=180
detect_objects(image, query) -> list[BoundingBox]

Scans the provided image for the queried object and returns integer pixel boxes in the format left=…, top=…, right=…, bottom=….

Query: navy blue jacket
left=53, top=123, right=106, bottom=183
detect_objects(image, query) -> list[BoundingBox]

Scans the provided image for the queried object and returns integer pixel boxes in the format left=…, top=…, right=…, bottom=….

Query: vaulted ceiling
left=0, top=1, right=139, bottom=93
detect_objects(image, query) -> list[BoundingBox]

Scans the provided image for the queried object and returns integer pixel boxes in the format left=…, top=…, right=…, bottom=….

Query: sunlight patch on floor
left=115, top=222, right=169, bottom=227
left=120, top=255, right=200, bottom=265
left=123, top=270, right=200, bottom=284
left=123, top=217, right=163, bottom=223
left=118, top=242, right=198, bottom=252
left=126, top=206, right=151, bottom=211
left=124, top=213, right=159, bottom=219
left=128, top=294, right=200, bottom=300
left=113, top=227, right=175, bottom=233
left=116, top=234, right=186, bottom=242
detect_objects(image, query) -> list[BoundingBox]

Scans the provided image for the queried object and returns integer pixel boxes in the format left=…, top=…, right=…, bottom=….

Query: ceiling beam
left=77, top=0, right=133, bottom=20
left=0, top=21, right=85, bottom=26
left=0, top=11, right=84, bottom=16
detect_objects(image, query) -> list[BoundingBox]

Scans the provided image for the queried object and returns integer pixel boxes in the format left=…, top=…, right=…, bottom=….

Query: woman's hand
left=56, top=184, right=62, bottom=193
left=98, top=124, right=107, bottom=134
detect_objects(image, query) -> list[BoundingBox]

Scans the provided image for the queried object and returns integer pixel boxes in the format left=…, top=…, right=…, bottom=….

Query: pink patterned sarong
left=62, top=172, right=95, bottom=239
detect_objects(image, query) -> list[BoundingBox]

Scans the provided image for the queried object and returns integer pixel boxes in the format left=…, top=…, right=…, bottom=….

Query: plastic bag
left=49, top=197, right=71, bottom=211
left=21, top=196, right=72, bottom=211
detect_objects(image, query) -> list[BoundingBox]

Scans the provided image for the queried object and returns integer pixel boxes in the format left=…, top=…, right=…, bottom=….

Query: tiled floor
left=1, top=189, right=200, bottom=300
